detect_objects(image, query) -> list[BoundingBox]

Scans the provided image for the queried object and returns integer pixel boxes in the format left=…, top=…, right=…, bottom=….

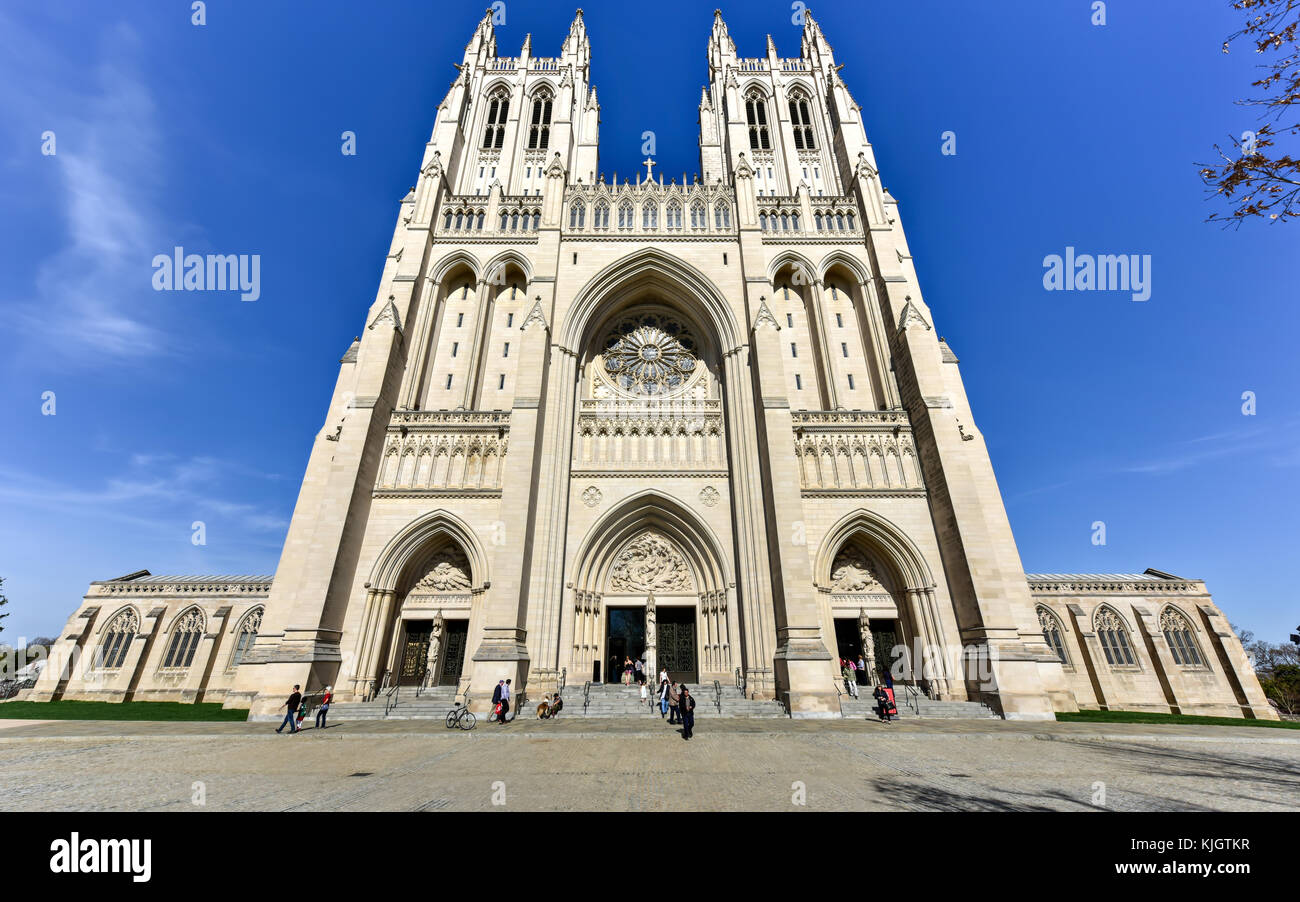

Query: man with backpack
left=275, top=684, right=301, bottom=734
left=679, top=684, right=696, bottom=739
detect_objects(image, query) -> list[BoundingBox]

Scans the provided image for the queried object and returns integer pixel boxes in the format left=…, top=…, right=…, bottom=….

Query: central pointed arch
left=559, top=248, right=743, bottom=354
left=566, top=489, right=735, bottom=683
left=572, top=489, right=731, bottom=595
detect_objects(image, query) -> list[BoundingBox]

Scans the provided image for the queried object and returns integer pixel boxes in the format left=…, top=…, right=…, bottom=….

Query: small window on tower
left=446, top=374, right=453, bottom=390
left=790, top=343, right=798, bottom=358
left=841, top=343, right=848, bottom=358
left=786, top=314, right=793, bottom=328
left=457, top=313, right=464, bottom=327
left=499, top=374, right=506, bottom=390
left=452, top=342, right=459, bottom=357
left=795, top=374, right=803, bottom=390
left=507, top=313, right=514, bottom=328
left=836, top=313, right=843, bottom=327
left=503, top=342, right=510, bottom=358
left=848, top=374, right=855, bottom=390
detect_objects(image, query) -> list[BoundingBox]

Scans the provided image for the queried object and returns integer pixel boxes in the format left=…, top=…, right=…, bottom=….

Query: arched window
left=745, top=90, right=771, bottom=150
left=594, top=200, right=610, bottom=229
left=789, top=91, right=816, bottom=150
left=759, top=212, right=768, bottom=231
left=814, top=212, right=823, bottom=231
left=230, top=607, right=263, bottom=669
left=643, top=201, right=658, bottom=229
left=714, top=202, right=730, bottom=229
left=690, top=201, right=706, bottom=229
left=665, top=200, right=682, bottom=230
left=1160, top=608, right=1205, bottom=667
left=161, top=608, right=205, bottom=670
left=1037, top=606, right=1069, bottom=665
left=97, top=608, right=138, bottom=670
left=482, top=87, right=509, bottom=150
left=444, top=210, right=453, bottom=230
left=618, top=199, right=633, bottom=229
left=569, top=201, right=586, bottom=229
left=527, top=89, right=553, bottom=150
left=1094, top=607, right=1136, bottom=667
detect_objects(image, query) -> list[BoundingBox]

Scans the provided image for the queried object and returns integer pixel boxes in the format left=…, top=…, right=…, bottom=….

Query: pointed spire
left=710, top=8, right=736, bottom=54
left=766, top=34, right=778, bottom=58
left=520, top=33, right=532, bottom=56
left=699, top=86, right=712, bottom=110
left=566, top=8, right=587, bottom=44
left=586, top=85, right=599, bottom=110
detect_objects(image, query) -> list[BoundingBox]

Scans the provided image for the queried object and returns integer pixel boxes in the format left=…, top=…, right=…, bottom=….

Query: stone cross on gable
left=643, top=156, right=656, bottom=181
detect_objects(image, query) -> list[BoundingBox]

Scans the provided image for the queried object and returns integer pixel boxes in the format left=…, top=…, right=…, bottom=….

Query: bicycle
left=445, top=700, right=476, bottom=731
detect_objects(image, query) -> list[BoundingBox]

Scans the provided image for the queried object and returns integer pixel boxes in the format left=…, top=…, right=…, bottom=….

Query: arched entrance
left=565, top=492, right=735, bottom=687
left=816, top=510, right=954, bottom=699
left=350, top=511, right=489, bottom=698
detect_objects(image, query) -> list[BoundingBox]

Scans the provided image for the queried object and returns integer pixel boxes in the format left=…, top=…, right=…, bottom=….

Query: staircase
left=330, top=686, right=460, bottom=721
left=839, top=686, right=999, bottom=720
left=564, top=682, right=788, bottom=719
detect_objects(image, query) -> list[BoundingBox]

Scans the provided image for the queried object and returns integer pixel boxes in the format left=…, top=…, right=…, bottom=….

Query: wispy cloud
left=0, top=13, right=173, bottom=359
left=1118, top=418, right=1300, bottom=476
left=0, top=455, right=289, bottom=536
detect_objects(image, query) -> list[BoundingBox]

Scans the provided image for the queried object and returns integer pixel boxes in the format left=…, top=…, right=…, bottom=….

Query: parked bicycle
left=445, top=700, right=476, bottom=731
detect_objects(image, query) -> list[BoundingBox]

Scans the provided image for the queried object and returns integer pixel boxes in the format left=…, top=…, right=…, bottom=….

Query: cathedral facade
left=28, top=10, right=1274, bottom=721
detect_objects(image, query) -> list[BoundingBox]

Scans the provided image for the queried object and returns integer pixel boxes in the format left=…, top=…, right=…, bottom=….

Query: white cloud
left=0, top=14, right=173, bottom=359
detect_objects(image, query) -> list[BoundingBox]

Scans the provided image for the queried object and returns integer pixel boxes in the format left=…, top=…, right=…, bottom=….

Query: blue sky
left=1, top=0, right=1297, bottom=645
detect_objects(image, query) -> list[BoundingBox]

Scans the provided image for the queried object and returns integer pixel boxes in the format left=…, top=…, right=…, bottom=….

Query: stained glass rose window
left=601, top=314, right=698, bottom=395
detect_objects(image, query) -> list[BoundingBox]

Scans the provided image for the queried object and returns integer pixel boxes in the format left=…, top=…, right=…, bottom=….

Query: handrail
left=898, top=682, right=921, bottom=715
left=582, top=680, right=591, bottom=714
left=559, top=667, right=566, bottom=694
left=734, top=667, right=745, bottom=696
left=383, top=679, right=400, bottom=717
left=712, top=680, right=722, bottom=715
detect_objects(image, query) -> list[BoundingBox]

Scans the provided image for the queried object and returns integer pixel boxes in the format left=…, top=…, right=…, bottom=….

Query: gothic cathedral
left=31, top=9, right=1274, bottom=722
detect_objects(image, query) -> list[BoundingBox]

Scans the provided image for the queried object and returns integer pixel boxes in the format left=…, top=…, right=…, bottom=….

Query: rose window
left=601, top=314, right=698, bottom=394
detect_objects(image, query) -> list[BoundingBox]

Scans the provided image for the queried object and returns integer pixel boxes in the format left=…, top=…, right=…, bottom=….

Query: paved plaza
left=2, top=716, right=1298, bottom=812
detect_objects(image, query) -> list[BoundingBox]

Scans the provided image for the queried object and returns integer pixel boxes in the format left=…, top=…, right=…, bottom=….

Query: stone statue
left=645, top=592, right=657, bottom=647
left=424, top=612, right=444, bottom=686
left=644, top=592, right=657, bottom=678
left=858, top=607, right=877, bottom=681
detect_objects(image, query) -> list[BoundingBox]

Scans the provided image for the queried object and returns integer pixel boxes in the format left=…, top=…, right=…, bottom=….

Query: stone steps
left=839, top=693, right=999, bottom=720
left=329, top=684, right=791, bottom=721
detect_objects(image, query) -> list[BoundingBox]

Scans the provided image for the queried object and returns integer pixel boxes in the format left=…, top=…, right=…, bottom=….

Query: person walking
left=659, top=677, right=670, bottom=718
left=501, top=678, right=512, bottom=723
left=667, top=680, right=680, bottom=724
left=276, top=684, right=302, bottom=734
left=491, top=679, right=505, bottom=723
left=634, top=657, right=644, bottom=686
left=874, top=684, right=897, bottom=722
left=640, top=678, right=648, bottom=703
left=679, top=685, right=696, bottom=739
left=315, top=686, right=332, bottom=729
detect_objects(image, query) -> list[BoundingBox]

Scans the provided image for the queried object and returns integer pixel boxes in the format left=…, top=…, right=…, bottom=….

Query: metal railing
left=712, top=680, right=723, bottom=714
left=734, top=667, right=745, bottom=696
left=558, top=667, right=566, bottom=694
left=383, top=679, right=400, bottom=717
left=582, top=680, right=591, bottom=714
left=898, top=682, right=921, bottom=715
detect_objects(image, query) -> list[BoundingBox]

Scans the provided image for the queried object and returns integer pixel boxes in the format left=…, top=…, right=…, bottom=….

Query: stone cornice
left=1027, top=578, right=1206, bottom=596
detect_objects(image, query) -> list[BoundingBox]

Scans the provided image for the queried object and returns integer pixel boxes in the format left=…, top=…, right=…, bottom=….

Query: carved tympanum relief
left=410, top=546, right=472, bottom=593
left=608, top=531, right=694, bottom=593
left=830, top=546, right=888, bottom=593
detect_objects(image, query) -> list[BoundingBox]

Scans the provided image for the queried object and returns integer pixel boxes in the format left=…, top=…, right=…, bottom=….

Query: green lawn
left=0, top=700, right=249, bottom=722
left=1057, top=709, right=1299, bottom=730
